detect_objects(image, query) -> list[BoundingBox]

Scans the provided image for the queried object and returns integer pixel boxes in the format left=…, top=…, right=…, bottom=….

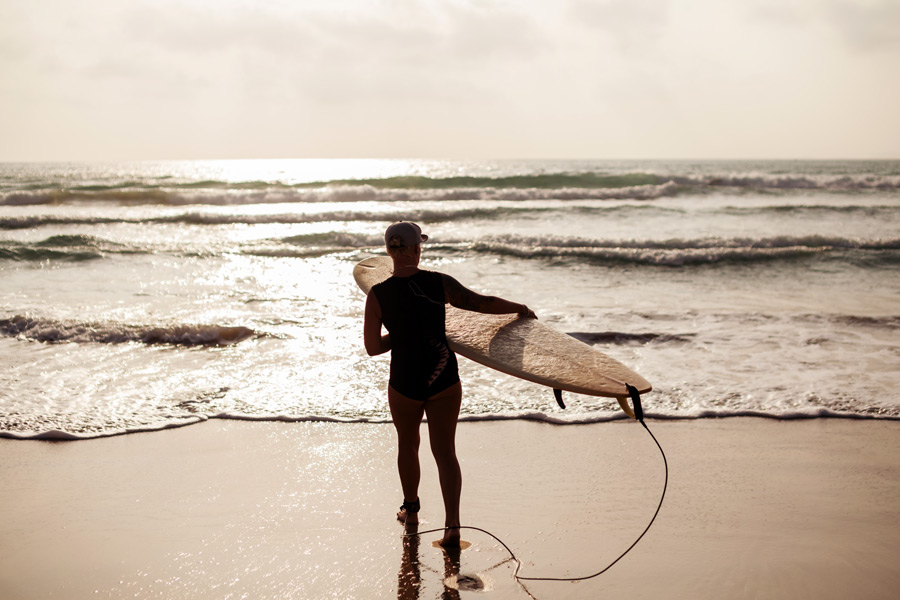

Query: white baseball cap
left=384, top=222, right=428, bottom=248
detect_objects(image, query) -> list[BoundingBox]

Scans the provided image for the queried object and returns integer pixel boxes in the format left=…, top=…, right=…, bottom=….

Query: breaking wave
left=470, top=234, right=900, bottom=266
left=6, top=202, right=900, bottom=233
left=568, top=331, right=695, bottom=345
left=4, top=166, right=900, bottom=208
left=0, top=315, right=256, bottom=346
left=5, top=231, right=898, bottom=267
left=0, top=204, right=673, bottom=230
left=0, top=181, right=679, bottom=206
left=0, top=235, right=138, bottom=261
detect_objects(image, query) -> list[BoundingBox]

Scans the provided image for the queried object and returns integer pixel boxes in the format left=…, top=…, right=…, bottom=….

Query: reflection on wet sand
left=398, top=523, right=422, bottom=600
left=397, top=524, right=498, bottom=599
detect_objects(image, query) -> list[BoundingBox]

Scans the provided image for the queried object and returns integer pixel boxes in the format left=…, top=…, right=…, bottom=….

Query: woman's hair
left=386, top=243, right=419, bottom=258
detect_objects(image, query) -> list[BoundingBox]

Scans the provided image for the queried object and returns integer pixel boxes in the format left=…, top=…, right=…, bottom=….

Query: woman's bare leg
left=424, top=381, right=463, bottom=546
left=388, top=385, right=425, bottom=524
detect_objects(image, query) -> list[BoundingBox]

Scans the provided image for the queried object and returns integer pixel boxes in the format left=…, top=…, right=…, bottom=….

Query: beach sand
left=2, top=418, right=899, bottom=599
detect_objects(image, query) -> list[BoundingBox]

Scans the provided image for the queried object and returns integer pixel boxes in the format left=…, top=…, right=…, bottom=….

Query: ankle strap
left=401, top=498, right=420, bottom=514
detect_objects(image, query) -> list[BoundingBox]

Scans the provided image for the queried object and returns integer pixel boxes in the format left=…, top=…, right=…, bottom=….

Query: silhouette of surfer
left=364, top=222, right=535, bottom=547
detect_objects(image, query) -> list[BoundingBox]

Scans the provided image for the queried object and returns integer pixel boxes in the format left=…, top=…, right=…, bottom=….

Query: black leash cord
left=406, top=420, right=668, bottom=583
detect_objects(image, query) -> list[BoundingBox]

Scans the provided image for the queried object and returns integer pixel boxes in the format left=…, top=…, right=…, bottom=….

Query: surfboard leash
left=405, top=385, right=668, bottom=585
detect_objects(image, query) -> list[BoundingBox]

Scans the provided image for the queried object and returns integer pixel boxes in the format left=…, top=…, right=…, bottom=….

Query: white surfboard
left=354, top=256, right=652, bottom=418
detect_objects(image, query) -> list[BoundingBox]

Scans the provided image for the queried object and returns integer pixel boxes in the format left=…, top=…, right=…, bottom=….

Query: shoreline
left=2, top=418, right=899, bottom=599
left=4, top=409, right=900, bottom=442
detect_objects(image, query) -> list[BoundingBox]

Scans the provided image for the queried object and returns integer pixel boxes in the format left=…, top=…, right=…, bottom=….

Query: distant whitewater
left=2, top=159, right=899, bottom=439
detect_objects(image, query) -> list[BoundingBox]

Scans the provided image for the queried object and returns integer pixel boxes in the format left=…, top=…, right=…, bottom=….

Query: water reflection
left=397, top=524, right=495, bottom=600
left=438, top=543, right=463, bottom=600
left=397, top=523, right=422, bottom=600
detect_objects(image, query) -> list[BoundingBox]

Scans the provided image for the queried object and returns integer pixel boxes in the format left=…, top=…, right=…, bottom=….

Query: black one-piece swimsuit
left=372, top=270, right=460, bottom=401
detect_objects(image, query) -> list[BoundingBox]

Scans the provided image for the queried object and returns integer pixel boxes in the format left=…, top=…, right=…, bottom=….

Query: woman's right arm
left=442, top=274, right=536, bottom=318
left=364, top=292, right=391, bottom=356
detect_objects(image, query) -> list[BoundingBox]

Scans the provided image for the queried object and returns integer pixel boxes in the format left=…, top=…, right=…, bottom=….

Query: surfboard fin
left=553, top=389, right=566, bottom=409
left=616, top=396, right=636, bottom=420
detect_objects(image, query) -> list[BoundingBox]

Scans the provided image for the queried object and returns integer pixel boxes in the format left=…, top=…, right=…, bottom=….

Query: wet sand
left=1, top=418, right=899, bottom=599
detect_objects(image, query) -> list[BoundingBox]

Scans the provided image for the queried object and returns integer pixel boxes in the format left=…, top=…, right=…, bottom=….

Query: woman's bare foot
left=397, top=498, right=420, bottom=525
left=439, top=525, right=460, bottom=547
left=397, top=507, right=419, bottom=525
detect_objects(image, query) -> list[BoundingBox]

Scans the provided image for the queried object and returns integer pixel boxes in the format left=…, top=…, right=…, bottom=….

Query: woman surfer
left=364, top=222, right=535, bottom=546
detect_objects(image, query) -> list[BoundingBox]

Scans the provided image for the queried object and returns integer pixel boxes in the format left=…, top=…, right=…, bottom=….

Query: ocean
left=1, top=159, right=898, bottom=440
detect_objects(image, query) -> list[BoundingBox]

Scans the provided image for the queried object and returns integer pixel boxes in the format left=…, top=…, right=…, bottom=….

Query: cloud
left=2, top=0, right=897, bottom=159
left=54, top=0, right=554, bottom=112
left=566, top=0, right=670, bottom=53
left=824, top=0, right=900, bottom=51
left=750, top=0, right=900, bottom=52
left=112, top=1, right=547, bottom=70
left=121, top=4, right=320, bottom=58
left=439, top=2, right=549, bottom=62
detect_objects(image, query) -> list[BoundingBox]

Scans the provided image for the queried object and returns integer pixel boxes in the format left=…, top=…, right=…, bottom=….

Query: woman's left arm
left=442, top=274, right=537, bottom=319
left=364, top=291, right=391, bottom=355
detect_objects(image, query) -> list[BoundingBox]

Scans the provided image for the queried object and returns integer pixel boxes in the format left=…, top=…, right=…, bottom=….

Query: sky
left=1, top=0, right=898, bottom=161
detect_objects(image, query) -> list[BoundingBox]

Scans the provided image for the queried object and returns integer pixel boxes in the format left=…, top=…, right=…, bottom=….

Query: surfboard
left=354, top=256, right=652, bottom=418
